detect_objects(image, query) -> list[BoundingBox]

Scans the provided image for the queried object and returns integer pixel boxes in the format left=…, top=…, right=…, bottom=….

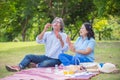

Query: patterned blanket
left=1, top=68, right=99, bottom=80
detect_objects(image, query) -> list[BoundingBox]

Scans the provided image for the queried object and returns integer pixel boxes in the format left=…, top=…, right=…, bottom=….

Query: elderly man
left=6, top=17, right=68, bottom=72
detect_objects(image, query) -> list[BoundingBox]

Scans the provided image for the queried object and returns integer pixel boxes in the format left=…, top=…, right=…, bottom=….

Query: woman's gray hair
left=52, top=17, right=65, bottom=32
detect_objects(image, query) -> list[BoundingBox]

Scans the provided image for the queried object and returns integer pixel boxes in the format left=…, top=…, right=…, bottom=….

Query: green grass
left=0, top=41, right=120, bottom=80
left=92, top=42, right=120, bottom=80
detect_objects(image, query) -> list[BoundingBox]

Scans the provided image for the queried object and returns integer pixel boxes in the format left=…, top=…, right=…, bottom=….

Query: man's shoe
left=5, top=65, right=21, bottom=72
left=27, top=62, right=36, bottom=68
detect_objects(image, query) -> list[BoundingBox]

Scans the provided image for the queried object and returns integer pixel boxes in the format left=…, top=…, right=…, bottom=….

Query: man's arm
left=38, top=23, right=51, bottom=40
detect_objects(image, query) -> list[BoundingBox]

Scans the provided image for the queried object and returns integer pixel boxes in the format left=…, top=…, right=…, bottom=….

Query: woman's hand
left=66, top=36, right=71, bottom=46
left=69, top=43, right=76, bottom=53
left=66, top=36, right=76, bottom=53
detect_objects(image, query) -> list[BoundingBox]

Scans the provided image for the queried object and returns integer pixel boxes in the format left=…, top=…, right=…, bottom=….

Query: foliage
left=0, top=0, right=50, bottom=41
left=93, top=16, right=120, bottom=40
left=0, top=0, right=120, bottom=41
left=93, top=18, right=109, bottom=40
left=108, top=16, right=120, bottom=40
left=93, top=0, right=120, bottom=17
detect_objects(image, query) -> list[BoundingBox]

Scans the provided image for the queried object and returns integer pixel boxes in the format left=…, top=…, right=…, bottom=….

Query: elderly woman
left=6, top=17, right=68, bottom=72
left=59, top=22, right=96, bottom=66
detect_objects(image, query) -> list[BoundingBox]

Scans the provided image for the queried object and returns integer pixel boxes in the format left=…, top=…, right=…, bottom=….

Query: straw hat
left=99, top=63, right=117, bottom=73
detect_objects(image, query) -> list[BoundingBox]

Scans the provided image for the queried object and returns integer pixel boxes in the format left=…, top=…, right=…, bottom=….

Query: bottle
left=55, top=64, right=59, bottom=73
left=55, top=64, right=58, bottom=70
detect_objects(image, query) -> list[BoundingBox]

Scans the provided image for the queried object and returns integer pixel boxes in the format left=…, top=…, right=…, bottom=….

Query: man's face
left=52, top=19, right=61, bottom=31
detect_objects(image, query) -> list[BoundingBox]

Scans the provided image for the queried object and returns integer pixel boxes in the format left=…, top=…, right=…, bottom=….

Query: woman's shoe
left=5, top=65, right=21, bottom=72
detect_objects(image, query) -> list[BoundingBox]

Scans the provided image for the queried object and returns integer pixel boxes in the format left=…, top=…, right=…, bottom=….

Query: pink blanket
left=1, top=68, right=99, bottom=80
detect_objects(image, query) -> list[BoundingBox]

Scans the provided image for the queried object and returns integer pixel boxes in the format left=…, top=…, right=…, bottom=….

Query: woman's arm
left=76, top=40, right=95, bottom=55
left=75, top=47, right=92, bottom=55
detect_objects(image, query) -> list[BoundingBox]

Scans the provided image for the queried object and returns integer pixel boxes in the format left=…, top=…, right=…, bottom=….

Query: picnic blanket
left=0, top=67, right=99, bottom=80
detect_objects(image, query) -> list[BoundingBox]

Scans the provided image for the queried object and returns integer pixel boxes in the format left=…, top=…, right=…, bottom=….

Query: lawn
left=0, top=41, right=120, bottom=80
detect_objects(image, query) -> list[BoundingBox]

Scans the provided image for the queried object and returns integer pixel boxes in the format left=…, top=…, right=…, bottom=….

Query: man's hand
left=54, top=31, right=62, bottom=40
left=38, top=23, right=51, bottom=40
left=44, top=23, right=51, bottom=31
left=54, top=31, right=64, bottom=47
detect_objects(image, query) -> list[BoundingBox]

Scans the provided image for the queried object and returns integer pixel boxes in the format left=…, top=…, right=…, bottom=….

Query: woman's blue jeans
left=58, top=53, right=92, bottom=66
left=19, top=54, right=61, bottom=69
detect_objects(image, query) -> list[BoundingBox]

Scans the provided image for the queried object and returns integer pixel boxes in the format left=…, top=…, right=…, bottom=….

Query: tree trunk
left=21, top=15, right=31, bottom=41
left=99, top=32, right=101, bottom=40
left=22, top=30, right=26, bottom=41
left=71, top=27, right=80, bottom=40
left=71, top=31, right=78, bottom=40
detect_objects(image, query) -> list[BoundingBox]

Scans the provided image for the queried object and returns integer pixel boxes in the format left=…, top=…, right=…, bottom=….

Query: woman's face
left=79, top=24, right=88, bottom=37
left=52, top=19, right=61, bottom=31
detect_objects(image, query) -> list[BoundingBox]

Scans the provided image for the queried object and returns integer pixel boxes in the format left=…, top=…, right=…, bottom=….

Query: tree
left=93, top=0, right=120, bottom=17
left=93, top=0, right=120, bottom=40
left=93, top=18, right=108, bottom=40
left=1, top=0, right=120, bottom=41
left=0, top=0, right=50, bottom=41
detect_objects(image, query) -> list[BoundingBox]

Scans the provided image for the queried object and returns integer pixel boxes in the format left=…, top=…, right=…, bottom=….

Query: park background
left=0, top=0, right=120, bottom=80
